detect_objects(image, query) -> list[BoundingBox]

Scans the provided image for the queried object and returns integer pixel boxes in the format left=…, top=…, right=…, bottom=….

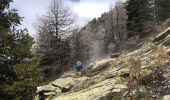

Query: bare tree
left=108, top=1, right=127, bottom=51
left=35, top=16, right=52, bottom=55
left=35, top=0, right=76, bottom=77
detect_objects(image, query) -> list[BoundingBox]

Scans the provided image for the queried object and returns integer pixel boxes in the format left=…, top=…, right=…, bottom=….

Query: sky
left=11, top=0, right=118, bottom=36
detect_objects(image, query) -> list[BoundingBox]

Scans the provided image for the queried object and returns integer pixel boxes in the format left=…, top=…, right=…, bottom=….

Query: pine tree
left=0, top=0, right=43, bottom=99
left=125, top=0, right=152, bottom=37
left=155, top=0, right=170, bottom=22
left=0, top=0, right=22, bottom=86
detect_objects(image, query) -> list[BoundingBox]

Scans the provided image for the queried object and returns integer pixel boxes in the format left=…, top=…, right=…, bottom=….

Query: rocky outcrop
left=81, top=59, right=113, bottom=76
left=105, top=68, right=129, bottom=79
left=53, top=79, right=127, bottom=100
left=163, top=95, right=170, bottom=100
left=154, top=27, right=170, bottom=42
left=36, top=77, right=89, bottom=100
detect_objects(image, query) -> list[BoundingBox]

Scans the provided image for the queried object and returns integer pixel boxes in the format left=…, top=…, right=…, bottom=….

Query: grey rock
left=113, top=84, right=128, bottom=89
left=118, top=68, right=130, bottom=77
left=110, top=53, right=120, bottom=58
left=44, top=92, right=56, bottom=96
left=106, top=68, right=130, bottom=78
left=36, top=85, right=59, bottom=93
left=82, top=59, right=113, bottom=76
left=112, top=89, right=121, bottom=93
left=141, top=57, right=151, bottom=69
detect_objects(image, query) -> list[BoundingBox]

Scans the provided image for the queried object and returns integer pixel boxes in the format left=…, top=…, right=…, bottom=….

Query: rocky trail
left=36, top=21, right=170, bottom=100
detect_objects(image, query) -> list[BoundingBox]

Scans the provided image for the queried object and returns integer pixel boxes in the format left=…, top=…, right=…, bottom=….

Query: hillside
left=1, top=0, right=170, bottom=99
left=36, top=20, right=170, bottom=100
left=71, top=2, right=127, bottom=64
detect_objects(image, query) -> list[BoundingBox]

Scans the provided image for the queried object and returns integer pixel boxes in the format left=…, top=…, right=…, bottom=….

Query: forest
left=0, top=0, right=170, bottom=99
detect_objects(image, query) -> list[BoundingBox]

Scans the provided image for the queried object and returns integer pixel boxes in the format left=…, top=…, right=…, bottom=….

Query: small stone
left=114, top=84, right=128, bottom=89
left=110, top=53, right=120, bottom=58
left=123, top=91, right=129, bottom=97
left=118, top=68, right=130, bottom=77
left=37, top=85, right=57, bottom=93
left=112, top=89, right=121, bottom=93
left=43, top=92, right=56, bottom=96
left=152, top=95, right=159, bottom=98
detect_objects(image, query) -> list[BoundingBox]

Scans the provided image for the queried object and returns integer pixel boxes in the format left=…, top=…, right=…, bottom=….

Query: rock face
left=81, top=59, right=113, bottom=76
left=36, top=77, right=89, bottom=100
left=53, top=79, right=127, bottom=100
left=36, top=24, right=170, bottom=100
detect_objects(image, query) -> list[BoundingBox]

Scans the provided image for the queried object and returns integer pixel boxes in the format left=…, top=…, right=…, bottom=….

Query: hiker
left=75, top=59, right=82, bottom=72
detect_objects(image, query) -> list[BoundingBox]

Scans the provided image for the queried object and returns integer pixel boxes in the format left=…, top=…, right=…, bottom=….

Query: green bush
left=5, top=58, right=43, bottom=100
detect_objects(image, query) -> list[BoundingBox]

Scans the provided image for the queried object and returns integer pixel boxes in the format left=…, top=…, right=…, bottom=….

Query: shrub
left=5, top=58, right=43, bottom=100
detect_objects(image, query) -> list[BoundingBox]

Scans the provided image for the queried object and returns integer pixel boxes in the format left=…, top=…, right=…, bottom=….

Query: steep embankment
left=36, top=21, right=170, bottom=100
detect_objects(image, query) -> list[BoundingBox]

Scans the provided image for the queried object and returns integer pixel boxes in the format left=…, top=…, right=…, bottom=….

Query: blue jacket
left=75, top=59, right=82, bottom=68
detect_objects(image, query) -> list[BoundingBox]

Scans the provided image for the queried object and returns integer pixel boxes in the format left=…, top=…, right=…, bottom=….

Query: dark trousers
left=76, top=66, right=82, bottom=72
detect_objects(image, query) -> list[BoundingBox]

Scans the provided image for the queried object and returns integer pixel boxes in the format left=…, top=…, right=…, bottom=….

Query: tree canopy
left=0, top=0, right=43, bottom=99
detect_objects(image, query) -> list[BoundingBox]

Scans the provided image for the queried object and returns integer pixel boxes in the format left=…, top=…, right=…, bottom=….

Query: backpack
left=76, top=60, right=82, bottom=67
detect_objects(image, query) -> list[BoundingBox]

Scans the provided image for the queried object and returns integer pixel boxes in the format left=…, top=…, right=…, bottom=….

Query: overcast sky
left=11, top=0, right=118, bottom=36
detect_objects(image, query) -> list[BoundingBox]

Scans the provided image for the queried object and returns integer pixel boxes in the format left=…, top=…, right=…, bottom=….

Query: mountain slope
left=36, top=20, right=170, bottom=100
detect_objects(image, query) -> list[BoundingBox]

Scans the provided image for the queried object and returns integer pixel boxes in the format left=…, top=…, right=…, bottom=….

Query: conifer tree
left=0, top=0, right=43, bottom=99
left=0, top=0, right=22, bottom=86
left=155, top=0, right=170, bottom=22
left=125, top=0, right=152, bottom=37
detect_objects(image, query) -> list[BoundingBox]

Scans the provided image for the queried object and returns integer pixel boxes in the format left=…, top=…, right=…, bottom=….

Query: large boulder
left=163, top=95, right=170, bottom=100
left=36, top=77, right=88, bottom=99
left=81, top=59, right=113, bottom=76
left=53, top=78, right=127, bottom=100
left=118, top=43, right=153, bottom=64
left=105, top=68, right=130, bottom=79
